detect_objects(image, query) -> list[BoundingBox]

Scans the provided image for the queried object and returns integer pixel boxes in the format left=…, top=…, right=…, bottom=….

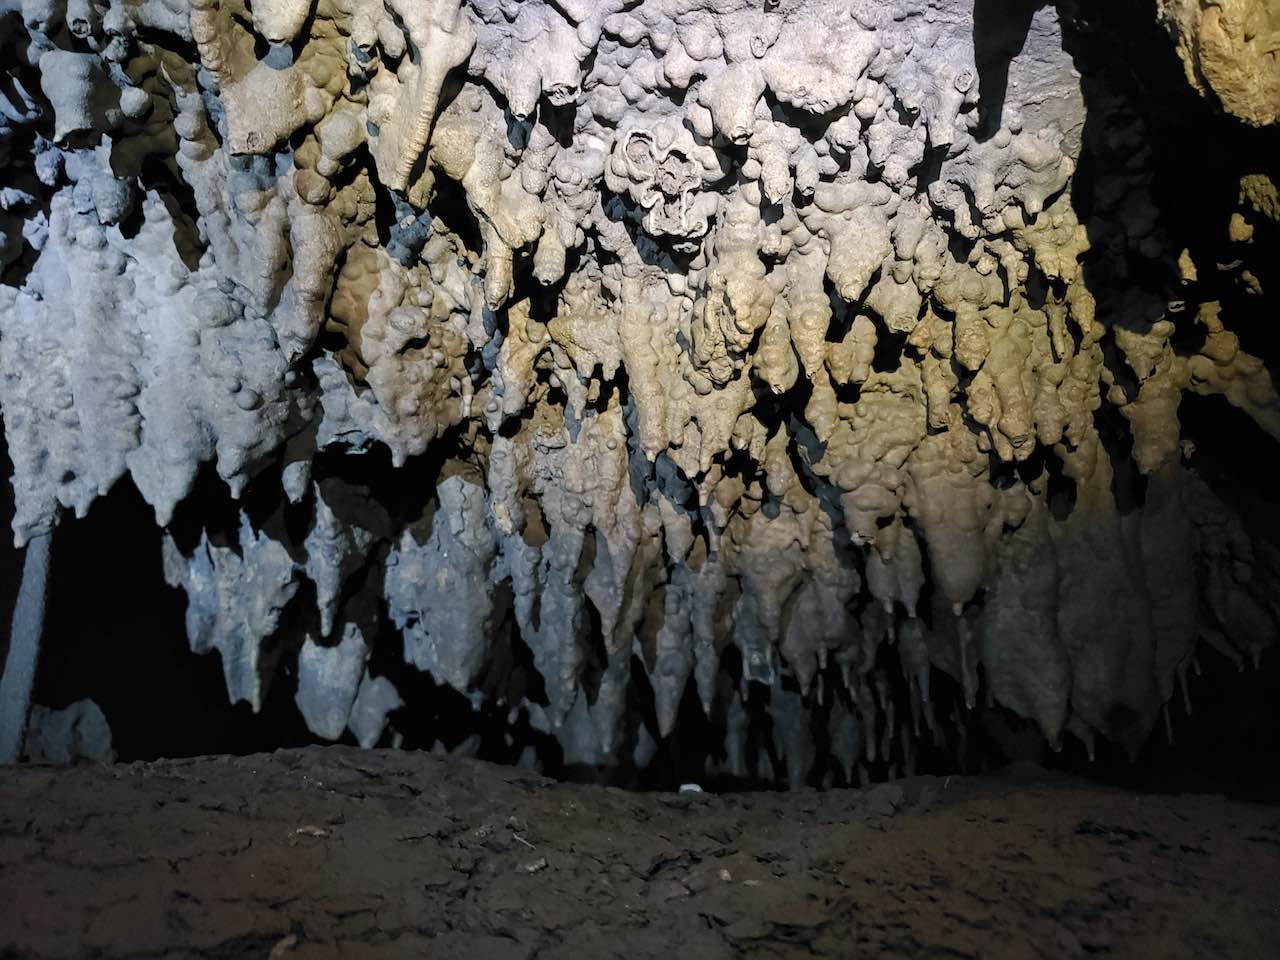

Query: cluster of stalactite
left=1, top=0, right=1277, bottom=783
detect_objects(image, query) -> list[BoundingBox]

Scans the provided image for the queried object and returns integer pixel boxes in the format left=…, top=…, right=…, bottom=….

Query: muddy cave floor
left=0, top=748, right=1277, bottom=960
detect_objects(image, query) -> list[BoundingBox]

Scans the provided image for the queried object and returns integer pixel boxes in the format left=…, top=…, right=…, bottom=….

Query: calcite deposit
left=1157, top=0, right=1280, bottom=127
left=1, top=0, right=1277, bottom=781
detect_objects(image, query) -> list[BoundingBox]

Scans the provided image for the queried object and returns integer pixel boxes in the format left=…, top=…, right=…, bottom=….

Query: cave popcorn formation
left=0, top=0, right=1277, bottom=781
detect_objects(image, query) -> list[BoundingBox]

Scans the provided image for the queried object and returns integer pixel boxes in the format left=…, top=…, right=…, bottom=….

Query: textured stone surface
left=0, top=0, right=1277, bottom=778
left=1157, top=0, right=1280, bottom=126
left=1, top=748, right=1278, bottom=959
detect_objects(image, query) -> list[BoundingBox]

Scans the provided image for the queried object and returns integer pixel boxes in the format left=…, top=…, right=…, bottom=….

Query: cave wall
left=1, top=0, right=1278, bottom=782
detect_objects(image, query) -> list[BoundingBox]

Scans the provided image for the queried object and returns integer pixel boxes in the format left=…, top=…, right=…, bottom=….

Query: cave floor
left=1, top=748, right=1277, bottom=959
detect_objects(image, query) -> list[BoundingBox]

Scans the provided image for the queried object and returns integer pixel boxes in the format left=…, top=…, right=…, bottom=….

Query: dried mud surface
left=1, top=747, right=1278, bottom=959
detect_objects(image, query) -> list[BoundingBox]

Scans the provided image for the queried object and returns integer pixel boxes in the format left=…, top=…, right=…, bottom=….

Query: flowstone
left=1, top=0, right=1277, bottom=781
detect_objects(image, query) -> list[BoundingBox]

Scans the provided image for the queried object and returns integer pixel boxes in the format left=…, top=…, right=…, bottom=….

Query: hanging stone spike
left=854, top=676, right=878, bottom=766
left=955, top=614, right=979, bottom=711
left=162, top=513, right=300, bottom=713
left=828, top=698, right=861, bottom=784
left=689, top=557, right=726, bottom=719
left=769, top=677, right=814, bottom=790
left=724, top=691, right=749, bottom=781
left=347, top=671, right=402, bottom=749
left=295, top=624, right=370, bottom=741
left=305, top=480, right=386, bottom=639
left=652, top=578, right=695, bottom=739
left=878, top=672, right=896, bottom=764
left=591, top=647, right=632, bottom=757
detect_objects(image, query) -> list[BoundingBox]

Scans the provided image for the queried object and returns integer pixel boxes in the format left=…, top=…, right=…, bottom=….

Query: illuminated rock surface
left=0, top=0, right=1277, bottom=781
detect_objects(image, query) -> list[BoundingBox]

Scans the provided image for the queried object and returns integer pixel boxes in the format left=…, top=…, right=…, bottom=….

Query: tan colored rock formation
left=0, top=0, right=1276, bottom=780
left=1157, top=0, right=1280, bottom=126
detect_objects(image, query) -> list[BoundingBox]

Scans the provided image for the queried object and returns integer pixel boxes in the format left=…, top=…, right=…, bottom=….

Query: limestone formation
left=1157, top=0, right=1280, bottom=126
left=22, top=699, right=115, bottom=764
left=1, top=0, right=1277, bottom=781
